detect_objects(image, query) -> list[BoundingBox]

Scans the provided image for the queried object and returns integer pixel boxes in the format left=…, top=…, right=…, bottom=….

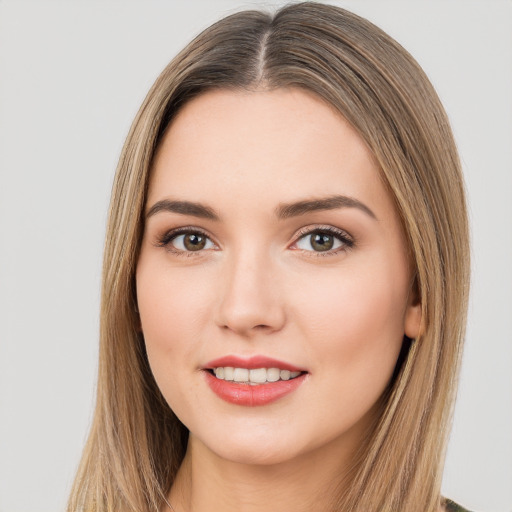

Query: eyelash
left=155, top=225, right=354, bottom=258
left=156, top=226, right=216, bottom=257
left=292, top=225, right=354, bottom=257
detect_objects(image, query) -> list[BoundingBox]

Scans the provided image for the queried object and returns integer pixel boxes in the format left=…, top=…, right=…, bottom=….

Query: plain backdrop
left=0, top=1, right=511, bottom=511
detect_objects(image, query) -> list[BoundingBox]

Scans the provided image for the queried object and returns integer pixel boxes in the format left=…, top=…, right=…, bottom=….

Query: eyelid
left=154, top=224, right=354, bottom=257
left=290, top=224, right=355, bottom=254
left=155, top=226, right=219, bottom=254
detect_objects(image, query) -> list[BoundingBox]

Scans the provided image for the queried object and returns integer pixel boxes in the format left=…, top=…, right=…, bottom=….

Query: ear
left=405, top=301, right=422, bottom=339
left=404, top=280, right=422, bottom=339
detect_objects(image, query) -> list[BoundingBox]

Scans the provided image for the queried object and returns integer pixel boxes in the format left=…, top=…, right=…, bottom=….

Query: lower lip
left=204, top=371, right=307, bottom=406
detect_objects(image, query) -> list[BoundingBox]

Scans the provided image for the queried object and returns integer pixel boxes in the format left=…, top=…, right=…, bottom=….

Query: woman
left=68, top=3, right=471, bottom=511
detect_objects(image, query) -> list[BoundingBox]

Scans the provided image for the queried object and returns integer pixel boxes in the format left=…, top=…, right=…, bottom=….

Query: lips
left=205, top=355, right=304, bottom=372
left=203, top=355, right=308, bottom=406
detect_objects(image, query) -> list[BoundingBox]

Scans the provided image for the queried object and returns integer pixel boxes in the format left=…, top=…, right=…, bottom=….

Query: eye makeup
left=154, top=226, right=218, bottom=257
left=153, top=223, right=355, bottom=259
left=290, top=225, right=355, bottom=257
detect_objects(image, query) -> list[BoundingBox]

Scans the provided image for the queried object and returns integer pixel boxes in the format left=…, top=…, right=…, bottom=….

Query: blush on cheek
left=138, top=269, right=202, bottom=340
left=297, top=273, right=405, bottom=371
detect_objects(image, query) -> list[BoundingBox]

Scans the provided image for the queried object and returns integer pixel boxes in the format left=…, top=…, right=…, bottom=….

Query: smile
left=211, top=367, right=302, bottom=385
left=203, top=356, right=308, bottom=406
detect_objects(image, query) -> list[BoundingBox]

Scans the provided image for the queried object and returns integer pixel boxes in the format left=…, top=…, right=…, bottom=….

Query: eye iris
left=311, top=233, right=334, bottom=251
left=184, top=233, right=206, bottom=251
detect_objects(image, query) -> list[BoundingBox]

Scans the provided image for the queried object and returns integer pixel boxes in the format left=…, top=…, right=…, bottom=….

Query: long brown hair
left=68, top=3, right=470, bottom=511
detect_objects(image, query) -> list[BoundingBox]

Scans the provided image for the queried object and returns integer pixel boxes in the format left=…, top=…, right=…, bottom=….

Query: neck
left=167, top=431, right=364, bottom=512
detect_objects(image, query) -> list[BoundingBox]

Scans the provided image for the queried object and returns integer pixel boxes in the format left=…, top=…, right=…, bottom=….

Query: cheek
left=135, top=261, right=215, bottom=398
left=292, top=257, right=408, bottom=380
left=137, top=259, right=212, bottom=340
left=289, top=266, right=407, bottom=432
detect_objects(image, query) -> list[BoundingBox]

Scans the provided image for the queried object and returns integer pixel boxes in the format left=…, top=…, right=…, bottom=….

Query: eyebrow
left=275, top=195, right=377, bottom=220
left=145, top=194, right=376, bottom=221
left=146, top=199, right=219, bottom=220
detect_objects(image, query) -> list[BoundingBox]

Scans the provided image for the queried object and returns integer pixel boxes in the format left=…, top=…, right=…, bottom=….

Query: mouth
left=206, top=367, right=304, bottom=385
left=203, top=356, right=308, bottom=406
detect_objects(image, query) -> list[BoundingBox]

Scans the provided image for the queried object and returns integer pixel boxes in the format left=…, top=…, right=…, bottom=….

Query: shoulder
left=443, top=498, right=474, bottom=512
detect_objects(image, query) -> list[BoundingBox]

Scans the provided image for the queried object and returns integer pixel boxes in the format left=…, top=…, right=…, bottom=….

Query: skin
left=136, top=88, right=422, bottom=512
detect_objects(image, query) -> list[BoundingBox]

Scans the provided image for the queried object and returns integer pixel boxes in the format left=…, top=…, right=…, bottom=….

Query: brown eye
left=183, top=233, right=206, bottom=251
left=294, top=228, right=352, bottom=254
left=310, top=233, right=334, bottom=251
left=169, top=232, right=214, bottom=252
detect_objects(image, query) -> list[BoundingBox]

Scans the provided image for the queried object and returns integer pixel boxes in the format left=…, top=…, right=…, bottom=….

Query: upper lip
left=204, top=355, right=306, bottom=373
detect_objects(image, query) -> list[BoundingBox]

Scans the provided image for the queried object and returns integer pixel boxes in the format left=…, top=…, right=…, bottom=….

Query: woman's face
left=136, top=88, right=421, bottom=467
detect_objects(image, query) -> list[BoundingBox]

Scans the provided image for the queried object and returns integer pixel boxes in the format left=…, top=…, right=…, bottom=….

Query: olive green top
left=444, top=498, right=473, bottom=512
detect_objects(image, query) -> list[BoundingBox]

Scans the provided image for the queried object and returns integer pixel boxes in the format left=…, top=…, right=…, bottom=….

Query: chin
left=216, top=444, right=299, bottom=467
left=192, top=427, right=306, bottom=467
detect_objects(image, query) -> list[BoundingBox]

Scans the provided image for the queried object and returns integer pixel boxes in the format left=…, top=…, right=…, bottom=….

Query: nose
left=215, top=248, right=286, bottom=337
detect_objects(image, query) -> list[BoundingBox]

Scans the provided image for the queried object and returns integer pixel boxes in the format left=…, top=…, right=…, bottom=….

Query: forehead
left=148, top=88, right=391, bottom=218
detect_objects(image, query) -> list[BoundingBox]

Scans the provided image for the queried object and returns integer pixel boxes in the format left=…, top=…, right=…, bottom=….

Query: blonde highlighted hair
left=68, top=3, right=470, bottom=511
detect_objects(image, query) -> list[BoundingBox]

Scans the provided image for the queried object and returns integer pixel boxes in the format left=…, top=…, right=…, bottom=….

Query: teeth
left=280, top=370, right=291, bottom=381
left=212, top=367, right=303, bottom=384
left=233, top=368, right=249, bottom=382
left=249, top=368, right=267, bottom=383
left=267, top=368, right=280, bottom=382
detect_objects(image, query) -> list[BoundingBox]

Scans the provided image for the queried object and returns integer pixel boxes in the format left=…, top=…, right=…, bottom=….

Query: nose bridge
left=216, top=243, right=285, bottom=336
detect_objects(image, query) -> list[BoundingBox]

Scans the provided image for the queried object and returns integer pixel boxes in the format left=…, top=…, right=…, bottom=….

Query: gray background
left=0, top=1, right=511, bottom=511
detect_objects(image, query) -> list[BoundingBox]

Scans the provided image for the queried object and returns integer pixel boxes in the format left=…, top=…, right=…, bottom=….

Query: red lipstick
left=205, top=355, right=304, bottom=373
left=203, top=355, right=307, bottom=407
